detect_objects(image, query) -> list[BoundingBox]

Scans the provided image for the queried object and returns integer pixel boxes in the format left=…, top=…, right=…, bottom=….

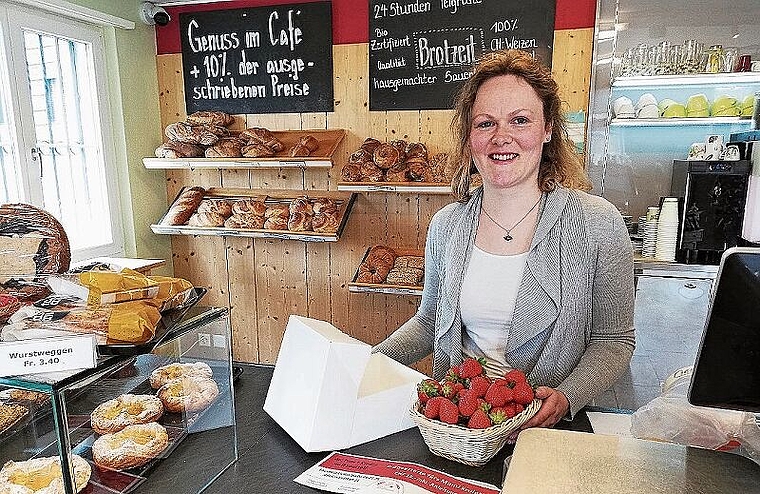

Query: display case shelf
left=152, top=188, right=356, bottom=243
left=610, top=117, right=752, bottom=127
left=144, top=129, right=346, bottom=170
left=612, top=72, right=760, bottom=88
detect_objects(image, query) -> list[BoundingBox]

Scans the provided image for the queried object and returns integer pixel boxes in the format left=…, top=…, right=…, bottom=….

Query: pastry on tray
left=92, top=422, right=169, bottom=470
left=0, top=454, right=91, bottom=493
left=90, top=394, right=164, bottom=435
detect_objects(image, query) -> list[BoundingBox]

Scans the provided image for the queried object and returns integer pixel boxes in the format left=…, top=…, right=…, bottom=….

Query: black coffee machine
left=670, top=159, right=751, bottom=264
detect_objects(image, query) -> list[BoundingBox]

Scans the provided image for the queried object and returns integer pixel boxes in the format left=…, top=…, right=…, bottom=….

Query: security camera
left=140, top=2, right=170, bottom=27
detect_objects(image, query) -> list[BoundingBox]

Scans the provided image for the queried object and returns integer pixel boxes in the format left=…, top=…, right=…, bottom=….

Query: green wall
left=69, top=0, right=172, bottom=273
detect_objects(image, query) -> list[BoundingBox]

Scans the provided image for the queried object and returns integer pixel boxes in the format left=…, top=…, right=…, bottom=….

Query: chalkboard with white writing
left=180, top=1, right=333, bottom=115
left=369, top=0, right=555, bottom=110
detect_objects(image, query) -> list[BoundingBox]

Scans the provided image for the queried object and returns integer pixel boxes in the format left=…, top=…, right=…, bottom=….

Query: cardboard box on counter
left=263, top=315, right=425, bottom=452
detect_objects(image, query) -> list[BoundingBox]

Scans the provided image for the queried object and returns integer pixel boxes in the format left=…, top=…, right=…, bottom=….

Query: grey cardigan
left=373, top=185, right=635, bottom=417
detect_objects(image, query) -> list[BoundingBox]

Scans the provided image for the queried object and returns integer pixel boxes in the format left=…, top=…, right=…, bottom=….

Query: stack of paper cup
left=641, top=207, right=659, bottom=258
left=655, top=198, right=679, bottom=261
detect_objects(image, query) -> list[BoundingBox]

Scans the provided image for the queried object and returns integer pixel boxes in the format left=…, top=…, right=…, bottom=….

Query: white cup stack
left=655, top=198, right=679, bottom=261
left=641, top=208, right=659, bottom=258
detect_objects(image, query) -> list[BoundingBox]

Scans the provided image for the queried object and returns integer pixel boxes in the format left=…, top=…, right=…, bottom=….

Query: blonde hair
left=450, top=49, right=591, bottom=201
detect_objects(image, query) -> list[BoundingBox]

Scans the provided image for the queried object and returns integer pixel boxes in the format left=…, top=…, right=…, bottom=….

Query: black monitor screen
left=688, top=248, right=760, bottom=413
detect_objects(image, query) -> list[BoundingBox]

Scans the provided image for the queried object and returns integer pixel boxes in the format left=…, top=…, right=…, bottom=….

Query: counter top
left=503, top=428, right=760, bottom=493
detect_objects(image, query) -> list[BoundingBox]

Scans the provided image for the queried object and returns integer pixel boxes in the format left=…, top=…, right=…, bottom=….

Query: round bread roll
left=197, top=199, right=233, bottom=218
left=90, top=394, right=164, bottom=435
left=372, top=144, right=402, bottom=170
left=91, top=422, right=168, bottom=471
left=407, top=159, right=433, bottom=182
left=157, top=376, right=219, bottom=413
left=311, top=198, right=338, bottom=216
left=232, top=199, right=267, bottom=216
left=149, top=361, right=213, bottom=390
left=341, top=163, right=362, bottom=182
left=155, top=140, right=205, bottom=159
left=360, top=137, right=382, bottom=154
left=186, top=110, right=235, bottom=127
left=204, top=138, right=244, bottom=158
left=0, top=454, right=91, bottom=494
left=359, top=160, right=384, bottom=182
left=384, top=163, right=410, bottom=182
left=348, top=149, right=372, bottom=165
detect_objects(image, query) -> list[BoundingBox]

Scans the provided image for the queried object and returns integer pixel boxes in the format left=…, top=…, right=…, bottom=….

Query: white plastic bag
left=630, top=366, right=760, bottom=464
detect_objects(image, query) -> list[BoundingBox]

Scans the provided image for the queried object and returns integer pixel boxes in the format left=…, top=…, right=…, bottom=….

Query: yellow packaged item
left=78, top=269, right=160, bottom=306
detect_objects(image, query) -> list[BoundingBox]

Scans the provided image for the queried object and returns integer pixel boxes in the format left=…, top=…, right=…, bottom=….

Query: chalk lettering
left=370, top=35, right=411, bottom=53
left=444, top=69, right=471, bottom=82
left=268, top=9, right=303, bottom=52
left=187, top=19, right=240, bottom=53
left=440, top=0, right=483, bottom=15
left=490, top=37, right=537, bottom=51
left=373, top=73, right=437, bottom=92
left=266, top=57, right=306, bottom=81
left=389, top=1, right=431, bottom=16
left=193, top=77, right=267, bottom=99
left=270, top=74, right=310, bottom=96
left=238, top=51, right=260, bottom=75
left=377, top=57, right=407, bottom=70
left=417, top=34, right=476, bottom=69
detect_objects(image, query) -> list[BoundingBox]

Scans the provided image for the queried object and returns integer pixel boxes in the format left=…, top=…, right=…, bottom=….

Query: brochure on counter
left=295, top=452, right=500, bottom=494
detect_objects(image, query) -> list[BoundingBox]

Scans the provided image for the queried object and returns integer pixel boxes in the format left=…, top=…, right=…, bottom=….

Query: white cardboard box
left=263, top=315, right=426, bottom=452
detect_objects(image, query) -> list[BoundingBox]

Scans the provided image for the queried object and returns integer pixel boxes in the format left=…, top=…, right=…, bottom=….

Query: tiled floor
left=591, top=276, right=713, bottom=411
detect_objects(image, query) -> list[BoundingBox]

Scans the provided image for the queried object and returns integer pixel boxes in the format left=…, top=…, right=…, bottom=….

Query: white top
left=460, top=246, right=528, bottom=378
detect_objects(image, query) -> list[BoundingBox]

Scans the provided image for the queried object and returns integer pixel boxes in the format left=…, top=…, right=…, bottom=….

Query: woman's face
left=469, top=74, right=551, bottom=192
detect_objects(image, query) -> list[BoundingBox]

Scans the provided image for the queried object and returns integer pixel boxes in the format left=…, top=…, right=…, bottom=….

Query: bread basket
left=409, top=398, right=541, bottom=466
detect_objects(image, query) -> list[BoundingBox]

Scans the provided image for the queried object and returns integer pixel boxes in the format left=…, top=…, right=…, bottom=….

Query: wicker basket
left=409, top=398, right=541, bottom=466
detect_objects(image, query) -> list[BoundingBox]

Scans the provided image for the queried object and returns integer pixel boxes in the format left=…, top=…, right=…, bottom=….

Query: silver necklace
left=481, top=194, right=542, bottom=242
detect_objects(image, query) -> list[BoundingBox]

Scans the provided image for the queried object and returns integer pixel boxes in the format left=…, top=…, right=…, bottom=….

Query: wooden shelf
left=151, top=187, right=356, bottom=243
left=337, top=182, right=451, bottom=194
left=144, top=129, right=346, bottom=170
left=347, top=247, right=424, bottom=296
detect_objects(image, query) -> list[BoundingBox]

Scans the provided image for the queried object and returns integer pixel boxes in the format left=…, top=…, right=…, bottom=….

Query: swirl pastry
left=92, top=422, right=169, bottom=471
left=197, top=199, right=233, bottom=218
left=263, top=204, right=290, bottom=230
left=357, top=245, right=397, bottom=284
left=90, top=394, right=164, bottom=435
left=287, top=211, right=313, bottom=232
left=373, top=143, right=403, bottom=170
left=149, top=361, right=214, bottom=389
left=289, top=196, right=314, bottom=215
left=186, top=110, right=235, bottom=127
left=157, top=376, right=219, bottom=413
left=0, top=455, right=91, bottom=493
left=385, top=163, right=410, bottom=182
left=225, top=213, right=265, bottom=229
left=232, top=199, right=267, bottom=216
left=348, top=149, right=372, bottom=165
left=405, top=142, right=428, bottom=159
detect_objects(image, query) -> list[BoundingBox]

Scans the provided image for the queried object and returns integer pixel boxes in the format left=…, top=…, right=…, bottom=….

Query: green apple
left=662, top=103, right=687, bottom=118
left=686, top=94, right=709, bottom=117
left=711, top=95, right=739, bottom=116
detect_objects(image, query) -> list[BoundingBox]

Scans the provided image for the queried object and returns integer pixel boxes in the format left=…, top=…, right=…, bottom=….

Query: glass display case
left=587, top=0, right=760, bottom=220
left=0, top=307, right=237, bottom=494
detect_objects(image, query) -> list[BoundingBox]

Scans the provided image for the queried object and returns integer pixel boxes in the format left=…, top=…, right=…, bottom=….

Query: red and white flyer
left=294, top=452, right=500, bottom=494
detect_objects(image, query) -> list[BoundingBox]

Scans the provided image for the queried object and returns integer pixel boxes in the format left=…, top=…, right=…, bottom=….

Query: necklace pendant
left=503, top=233, right=513, bottom=242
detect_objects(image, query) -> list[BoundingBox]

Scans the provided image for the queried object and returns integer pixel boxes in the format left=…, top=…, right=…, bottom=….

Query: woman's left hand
left=506, top=386, right=569, bottom=443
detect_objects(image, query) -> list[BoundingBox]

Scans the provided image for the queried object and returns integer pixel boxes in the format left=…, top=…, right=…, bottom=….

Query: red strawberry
left=489, top=407, right=508, bottom=425
left=457, top=390, right=480, bottom=417
left=424, top=396, right=445, bottom=419
left=467, top=409, right=492, bottom=429
left=467, top=375, right=491, bottom=398
left=503, top=402, right=521, bottom=418
left=441, top=380, right=464, bottom=399
left=438, top=398, right=460, bottom=424
left=512, top=382, right=535, bottom=405
left=460, top=357, right=485, bottom=379
left=417, top=378, right=442, bottom=403
left=504, top=369, right=527, bottom=386
left=485, top=382, right=513, bottom=407
left=445, top=365, right=462, bottom=383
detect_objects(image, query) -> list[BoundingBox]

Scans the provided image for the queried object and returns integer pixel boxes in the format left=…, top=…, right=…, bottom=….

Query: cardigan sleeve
left=371, top=207, right=446, bottom=365
left=556, top=199, right=636, bottom=418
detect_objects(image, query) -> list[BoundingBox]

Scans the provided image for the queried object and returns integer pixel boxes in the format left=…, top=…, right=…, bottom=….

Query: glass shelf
left=612, top=72, right=760, bottom=88
left=611, top=117, right=752, bottom=127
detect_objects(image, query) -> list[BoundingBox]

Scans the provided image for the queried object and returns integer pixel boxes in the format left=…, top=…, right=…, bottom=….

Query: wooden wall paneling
left=156, top=54, right=186, bottom=126
left=551, top=28, right=594, bottom=114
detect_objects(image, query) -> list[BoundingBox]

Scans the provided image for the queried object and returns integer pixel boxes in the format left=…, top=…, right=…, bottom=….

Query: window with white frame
left=0, top=3, right=123, bottom=261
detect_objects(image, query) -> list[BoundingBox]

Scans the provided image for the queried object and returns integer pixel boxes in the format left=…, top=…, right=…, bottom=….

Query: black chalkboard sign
left=369, top=0, right=555, bottom=110
left=180, top=2, right=333, bottom=115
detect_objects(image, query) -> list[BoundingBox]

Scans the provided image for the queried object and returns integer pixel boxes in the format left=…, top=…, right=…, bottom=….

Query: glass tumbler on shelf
left=681, top=40, right=703, bottom=74
left=722, top=47, right=738, bottom=73
left=634, top=43, right=649, bottom=75
left=655, top=41, right=671, bottom=75
left=668, top=44, right=683, bottom=75
left=703, top=45, right=724, bottom=73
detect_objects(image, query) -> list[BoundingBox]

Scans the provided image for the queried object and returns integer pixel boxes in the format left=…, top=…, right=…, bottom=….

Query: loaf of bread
left=289, top=143, right=311, bottom=157
left=385, top=267, right=424, bottom=286
left=197, top=199, right=233, bottom=218
left=186, top=110, right=235, bottom=127
left=165, top=122, right=223, bottom=146
left=242, top=143, right=275, bottom=158
left=205, top=138, right=244, bottom=158
left=360, top=160, right=384, bottom=182
left=232, top=199, right=268, bottom=216
left=240, top=127, right=284, bottom=152
left=407, top=159, right=433, bottom=182
left=155, top=140, right=205, bottom=158
left=428, top=153, right=450, bottom=183
left=385, top=163, right=410, bottom=182
left=225, top=213, right=265, bottom=229
left=299, top=134, right=320, bottom=152
left=163, top=186, right=205, bottom=225
left=360, top=137, right=382, bottom=154
left=312, top=198, right=340, bottom=234
left=357, top=245, right=397, bottom=284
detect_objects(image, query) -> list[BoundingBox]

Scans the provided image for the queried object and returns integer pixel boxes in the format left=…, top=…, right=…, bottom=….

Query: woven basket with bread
left=410, top=358, right=541, bottom=466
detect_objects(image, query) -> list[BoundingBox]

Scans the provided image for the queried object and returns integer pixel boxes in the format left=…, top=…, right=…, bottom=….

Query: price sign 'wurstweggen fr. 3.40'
left=180, top=1, right=333, bottom=114
left=369, top=0, right=555, bottom=110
